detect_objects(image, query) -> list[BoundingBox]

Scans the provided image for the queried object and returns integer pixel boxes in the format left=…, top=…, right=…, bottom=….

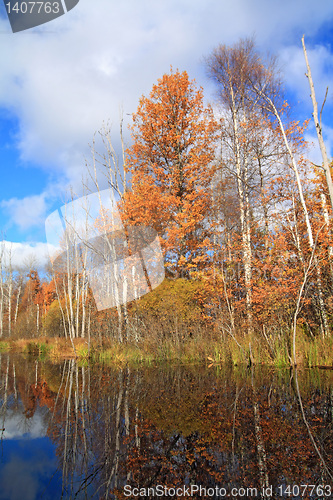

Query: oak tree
left=123, top=69, right=218, bottom=278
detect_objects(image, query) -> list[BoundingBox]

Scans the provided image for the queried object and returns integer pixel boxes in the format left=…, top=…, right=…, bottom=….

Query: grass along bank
left=0, top=331, right=332, bottom=368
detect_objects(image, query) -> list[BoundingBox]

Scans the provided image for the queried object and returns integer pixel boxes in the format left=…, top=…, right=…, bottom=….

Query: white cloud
left=0, top=0, right=333, bottom=238
left=0, top=240, right=52, bottom=270
left=1, top=193, right=47, bottom=230
left=2, top=408, right=46, bottom=440
left=1, top=0, right=332, bottom=171
left=279, top=43, right=333, bottom=108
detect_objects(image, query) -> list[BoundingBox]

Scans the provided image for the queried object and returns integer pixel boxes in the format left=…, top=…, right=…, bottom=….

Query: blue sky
left=0, top=0, right=333, bottom=268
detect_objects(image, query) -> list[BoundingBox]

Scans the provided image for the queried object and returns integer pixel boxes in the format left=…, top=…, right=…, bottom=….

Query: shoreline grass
left=0, top=332, right=332, bottom=369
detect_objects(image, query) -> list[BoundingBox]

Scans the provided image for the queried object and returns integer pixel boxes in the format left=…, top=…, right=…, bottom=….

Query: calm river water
left=0, top=353, right=332, bottom=499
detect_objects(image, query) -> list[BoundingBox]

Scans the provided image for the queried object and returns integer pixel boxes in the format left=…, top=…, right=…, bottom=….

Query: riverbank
left=0, top=332, right=332, bottom=368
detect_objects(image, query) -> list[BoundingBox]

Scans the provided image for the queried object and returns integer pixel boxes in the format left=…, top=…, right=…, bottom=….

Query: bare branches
left=302, top=35, right=333, bottom=213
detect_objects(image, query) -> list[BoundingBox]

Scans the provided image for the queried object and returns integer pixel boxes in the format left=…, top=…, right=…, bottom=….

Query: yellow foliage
left=132, top=278, right=205, bottom=334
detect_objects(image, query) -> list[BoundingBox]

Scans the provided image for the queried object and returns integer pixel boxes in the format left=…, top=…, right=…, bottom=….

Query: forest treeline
left=1, top=38, right=333, bottom=365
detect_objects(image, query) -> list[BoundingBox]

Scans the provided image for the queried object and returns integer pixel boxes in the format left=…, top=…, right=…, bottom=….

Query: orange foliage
left=122, top=69, right=218, bottom=278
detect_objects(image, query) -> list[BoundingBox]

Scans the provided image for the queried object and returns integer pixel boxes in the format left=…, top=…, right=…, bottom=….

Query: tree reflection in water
left=0, top=354, right=332, bottom=499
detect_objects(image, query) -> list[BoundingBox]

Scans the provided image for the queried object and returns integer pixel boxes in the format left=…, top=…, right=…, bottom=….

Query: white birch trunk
left=230, top=93, right=253, bottom=332
left=14, top=283, right=22, bottom=326
left=256, top=90, right=330, bottom=336
left=6, top=247, right=13, bottom=336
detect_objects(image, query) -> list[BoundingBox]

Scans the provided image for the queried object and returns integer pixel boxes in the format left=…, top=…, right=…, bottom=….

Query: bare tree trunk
left=81, top=264, right=87, bottom=338
left=302, top=35, right=333, bottom=212
left=244, top=156, right=253, bottom=332
left=257, top=156, right=269, bottom=250
left=62, top=204, right=77, bottom=354
left=36, top=303, right=39, bottom=335
left=124, top=368, right=131, bottom=483
left=105, top=370, right=124, bottom=496
left=53, top=273, right=68, bottom=339
left=75, top=248, right=80, bottom=338
left=7, top=247, right=13, bottom=337
left=62, top=360, right=74, bottom=497
left=251, top=370, right=271, bottom=497
left=14, top=283, right=22, bottom=326
left=80, top=366, right=89, bottom=484
left=320, top=193, right=333, bottom=282
left=66, top=248, right=75, bottom=341
left=294, top=367, right=333, bottom=482
left=231, top=96, right=253, bottom=333
left=88, top=126, right=129, bottom=343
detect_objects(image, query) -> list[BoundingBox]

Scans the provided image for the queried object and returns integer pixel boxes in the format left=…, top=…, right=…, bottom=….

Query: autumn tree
left=205, top=38, right=284, bottom=332
left=251, top=64, right=331, bottom=336
left=123, top=69, right=218, bottom=278
left=15, top=270, right=42, bottom=336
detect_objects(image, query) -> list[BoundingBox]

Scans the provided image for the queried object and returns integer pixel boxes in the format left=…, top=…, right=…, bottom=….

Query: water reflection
left=0, top=354, right=332, bottom=499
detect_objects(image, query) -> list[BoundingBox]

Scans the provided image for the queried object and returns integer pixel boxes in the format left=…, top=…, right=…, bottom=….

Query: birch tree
left=85, top=121, right=130, bottom=341
left=205, top=39, right=279, bottom=332
left=253, top=76, right=330, bottom=336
